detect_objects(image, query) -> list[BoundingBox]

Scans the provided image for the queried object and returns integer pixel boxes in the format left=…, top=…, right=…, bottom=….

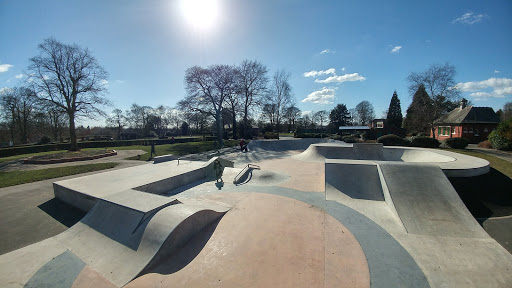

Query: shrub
left=409, top=136, right=440, bottom=148
left=445, top=137, right=469, bottom=149
left=477, top=140, right=493, bottom=149
left=37, top=136, right=51, bottom=145
left=342, top=135, right=359, bottom=143
left=488, top=131, right=512, bottom=150
left=263, top=132, right=279, bottom=139
left=329, top=134, right=343, bottom=141
left=377, top=134, right=409, bottom=146
left=488, top=120, right=512, bottom=151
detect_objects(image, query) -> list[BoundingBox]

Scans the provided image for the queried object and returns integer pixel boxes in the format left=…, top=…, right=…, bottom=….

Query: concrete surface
left=0, top=197, right=229, bottom=287
left=1, top=139, right=511, bottom=288
left=379, top=162, right=489, bottom=238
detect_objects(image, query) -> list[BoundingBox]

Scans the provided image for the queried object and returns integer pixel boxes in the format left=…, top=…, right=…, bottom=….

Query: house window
left=439, top=126, right=450, bottom=136
left=484, top=128, right=488, bottom=132
left=469, top=128, right=474, bottom=134
left=452, top=127, right=457, bottom=134
left=463, top=127, right=468, bottom=133
left=475, top=129, right=479, bottom=136
left=376, top=121, right=383, bottom=128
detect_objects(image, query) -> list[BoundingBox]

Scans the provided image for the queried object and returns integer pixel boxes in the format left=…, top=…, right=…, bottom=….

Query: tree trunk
left=215, top=109, right=223, bottom=148
left=69, top=113, right=78, bottom=151
left=231, top=104, right=237, bottom=139
left=243, top=104, right=249, bottom=139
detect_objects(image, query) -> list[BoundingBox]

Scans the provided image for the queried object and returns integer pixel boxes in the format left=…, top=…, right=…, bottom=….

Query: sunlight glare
left=181, top=0, right=219, bottom=31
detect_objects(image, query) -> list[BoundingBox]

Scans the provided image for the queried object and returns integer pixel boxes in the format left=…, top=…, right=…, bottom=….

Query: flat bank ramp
left=379, top=162, right=488, bottom=238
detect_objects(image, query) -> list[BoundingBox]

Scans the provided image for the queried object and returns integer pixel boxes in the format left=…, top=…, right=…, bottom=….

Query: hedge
left=409, top=136, right=440, bottom=148
left=0, top=137, right=200, bottom=157
left=377, top=134, right=409, bottom=146
left=445, top=137, right=469, bottom=149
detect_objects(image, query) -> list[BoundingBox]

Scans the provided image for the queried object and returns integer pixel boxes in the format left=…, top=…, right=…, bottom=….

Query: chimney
left=460, top=98, right=468, bottom=109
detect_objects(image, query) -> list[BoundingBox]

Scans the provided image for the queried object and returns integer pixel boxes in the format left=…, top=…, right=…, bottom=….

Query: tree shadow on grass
left=449, top=168, right=512, bottom=218
left=38, top=198, right=87, bottom=228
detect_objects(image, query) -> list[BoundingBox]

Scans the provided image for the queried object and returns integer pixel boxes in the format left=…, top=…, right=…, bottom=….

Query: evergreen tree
left=329, top=104, right=351, bottom=132
left=403, top=84, right=432, bottom=135
left=386, top=91, right=403, bottom=128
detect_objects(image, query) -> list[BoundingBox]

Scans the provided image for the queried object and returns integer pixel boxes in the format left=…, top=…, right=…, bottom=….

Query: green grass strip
left=0, top=162, right=119, bottom=188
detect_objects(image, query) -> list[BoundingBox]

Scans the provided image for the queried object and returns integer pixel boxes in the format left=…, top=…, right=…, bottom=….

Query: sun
left=181, top=0, right=220, bottom=31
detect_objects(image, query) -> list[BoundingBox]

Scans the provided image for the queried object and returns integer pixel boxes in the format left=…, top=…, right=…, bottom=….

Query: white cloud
left=0, top=64, right=13, bottom=73
left=0, top=87, right=13, bottom=94
left=320, top=49, right=336, bottom=55
left=303, top=68, right=336, bottom=78
left=15, top=74, right=24, bottom=79
left=452, top=12, right=487, bottom=24
left=315, top=73, right=366, bottom=84
left=391, top=46, right=402, bottom=53
left=115, top=80, right=125, bottom=84
left=494, top=70, right=501, bottom=74
left=100, top=79, right=109, bottom=86
left=301, top=110, right=312, bottom=116
left=455, top=77, right=512, bottom=98
left=301, top=87, right=336, bottom=104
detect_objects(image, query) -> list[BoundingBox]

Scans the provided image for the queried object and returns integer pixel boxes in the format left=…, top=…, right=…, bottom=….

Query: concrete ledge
left=153, top=154, right=178, bottom=164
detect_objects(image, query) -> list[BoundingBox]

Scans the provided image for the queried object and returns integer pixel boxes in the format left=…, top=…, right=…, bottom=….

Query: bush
left=37, top=136, right=51, bottom=145
left=409, top=136, right=440, bottom=148
left=488, top=120, right=512, bottom=151
left=445, top=137, right=469, bottom=149
left=263, top=132, right=279, bottom=139
left=488, top=131, right=512, bottom=151
left=377, top=134, right=409, bottom=146
left=342, top=135, right=359, bottom=143
left=329, top=135, right=343, bottom=141
left=477, top=140, right=493, bottom=149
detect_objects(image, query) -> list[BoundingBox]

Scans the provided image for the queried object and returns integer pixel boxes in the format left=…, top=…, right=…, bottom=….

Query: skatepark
left=1, top=138, right=511, bottom=287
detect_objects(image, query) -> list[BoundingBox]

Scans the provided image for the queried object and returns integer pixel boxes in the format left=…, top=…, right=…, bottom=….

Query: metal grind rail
left=233, top=163, right=260, bottom=184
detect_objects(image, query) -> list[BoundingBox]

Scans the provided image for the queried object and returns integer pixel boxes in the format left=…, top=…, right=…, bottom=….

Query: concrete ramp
left=378, top=162, right=489, bottom=238
left=248, top=138, right=339, bottom=151
left=46, top=193, right=229, bottom=287
left=325, top=160, right=384, bottom=201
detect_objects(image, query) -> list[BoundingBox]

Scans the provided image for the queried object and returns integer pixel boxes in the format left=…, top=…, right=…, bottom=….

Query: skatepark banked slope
left=320, top=143, right=490, bottom=237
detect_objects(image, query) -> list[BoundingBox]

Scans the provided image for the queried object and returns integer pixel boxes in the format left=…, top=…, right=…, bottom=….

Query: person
left=240, top=139, right=248, bottom=152
left=150, top=141, right=157, bottom=158
left=171, top=136, right=175, bottom=144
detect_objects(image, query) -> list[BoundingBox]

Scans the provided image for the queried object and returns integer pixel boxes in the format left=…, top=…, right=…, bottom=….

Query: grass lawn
left=0, top=162, right=119, bottom=188
left=441, top=148, right=512, bottom=218
left=0, top=150, right=69, bottom=164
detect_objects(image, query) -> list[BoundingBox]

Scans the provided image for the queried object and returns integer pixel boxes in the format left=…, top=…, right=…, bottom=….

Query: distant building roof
left=339, top=126, right=370, bottom=130
left=434, top=106, right=500, bottom=125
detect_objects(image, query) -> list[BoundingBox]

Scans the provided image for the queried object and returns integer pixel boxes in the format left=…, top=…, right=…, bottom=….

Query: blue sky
left=1, top=0, right=511, bottom=126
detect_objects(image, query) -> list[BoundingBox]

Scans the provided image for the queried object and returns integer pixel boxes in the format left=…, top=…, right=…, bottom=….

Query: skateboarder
left=240, top=139, right=248, bottom=152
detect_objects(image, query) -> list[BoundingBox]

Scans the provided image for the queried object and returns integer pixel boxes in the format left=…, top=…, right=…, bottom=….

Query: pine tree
left=403, top=84, right=432, bottom=135
left=386, top=91, right=403, bottom=128
left=329, top=104, right=351, bottom=133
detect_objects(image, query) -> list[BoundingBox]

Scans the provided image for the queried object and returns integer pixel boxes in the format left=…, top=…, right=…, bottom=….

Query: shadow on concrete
left=38, top=198, right=87, bottom=228
left=163, top=178, right=208, bottom=197
left=141, top=217, right=222, bottom=275
left=450, top=168, right=512, bottom=218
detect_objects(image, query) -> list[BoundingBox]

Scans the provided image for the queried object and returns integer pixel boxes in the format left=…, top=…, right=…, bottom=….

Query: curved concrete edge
left=293, top=144, right=490, bottom=177
left=72, top=201, right=229, bottom=287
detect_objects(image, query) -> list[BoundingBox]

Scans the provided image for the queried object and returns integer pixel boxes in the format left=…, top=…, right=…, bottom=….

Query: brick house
left=431, top=99, right=500, bottom=143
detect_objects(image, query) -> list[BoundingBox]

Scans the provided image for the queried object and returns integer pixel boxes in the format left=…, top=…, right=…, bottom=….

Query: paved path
left=0, top=151, right=146, bottom=255
left=467, top=144, right=512, bottom=163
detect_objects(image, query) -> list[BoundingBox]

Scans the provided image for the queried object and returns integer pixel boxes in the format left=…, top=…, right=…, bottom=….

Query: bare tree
left=27, top=38, right=109, bottom=150
left=235, top=60, right=268, bottom=138
left=355, top=101, right=375, bottom=126
left=0, top=87, right=38, bottom=144
left=314, top=110, right=328, bottom=130
left=180, top=65, right=236, bottom=147
left=106, top=109, right=126, bottom=140
left=407, top=63, right=459, bottom=137
left=283, top=105, right=301, bottom=132
left=265, top=69, right=293, bottom=139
